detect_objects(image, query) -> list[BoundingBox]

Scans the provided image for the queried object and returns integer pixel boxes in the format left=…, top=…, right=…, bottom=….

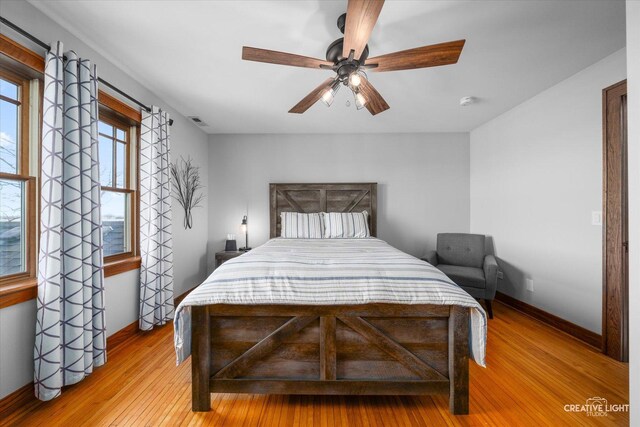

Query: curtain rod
left=0, top=16, right=174, bottom=126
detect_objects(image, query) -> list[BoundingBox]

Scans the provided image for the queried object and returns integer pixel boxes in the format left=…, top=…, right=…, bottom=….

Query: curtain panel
left=139, top=107, right=175, bottom=331
left=34, top=42, right=106, bottom=401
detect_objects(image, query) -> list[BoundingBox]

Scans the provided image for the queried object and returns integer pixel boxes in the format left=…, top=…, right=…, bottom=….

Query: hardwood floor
left=0, top=302, right=628, bottom=426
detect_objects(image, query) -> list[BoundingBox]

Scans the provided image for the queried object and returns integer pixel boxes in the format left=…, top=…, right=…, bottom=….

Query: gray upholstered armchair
left=423, top=233, right=499, bottom=318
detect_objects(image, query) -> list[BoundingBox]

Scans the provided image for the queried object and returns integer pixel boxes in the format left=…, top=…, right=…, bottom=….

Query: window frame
left=0, top=66, right=38, bottom=293
left=98, top=110, right=139, bottom=266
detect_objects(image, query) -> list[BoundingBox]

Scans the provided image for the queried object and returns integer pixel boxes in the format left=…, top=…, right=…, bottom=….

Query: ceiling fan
left=242, top=0, right=465, bottom=116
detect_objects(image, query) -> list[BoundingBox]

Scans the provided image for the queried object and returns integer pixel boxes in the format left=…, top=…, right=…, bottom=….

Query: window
left=98, top=113, right=137, bottom=261
left=0, top=68, right=36, bottom=285
left=0, top=35, right=143, bottom=308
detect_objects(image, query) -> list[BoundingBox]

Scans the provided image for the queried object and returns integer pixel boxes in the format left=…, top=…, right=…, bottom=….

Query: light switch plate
left=526, top=278, right=534, bottom=292
left=592, top=211, right=603, bottom=226
left=497, top=271, right=504, bottom=280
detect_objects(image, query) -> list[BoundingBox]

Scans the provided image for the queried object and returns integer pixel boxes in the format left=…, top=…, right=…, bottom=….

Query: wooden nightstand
left=215, top=251, right=246, bottom=269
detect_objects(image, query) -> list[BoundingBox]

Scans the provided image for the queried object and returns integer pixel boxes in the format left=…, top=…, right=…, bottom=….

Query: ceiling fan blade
left=359, top=78, right=389, bottom=116
left=242, top=46, right=333, bottom=69
left=289, top=78, right=335, bottom=114
left=366, top=40, right=465, bottom=72
left=342, top=0, right=385, bottom=61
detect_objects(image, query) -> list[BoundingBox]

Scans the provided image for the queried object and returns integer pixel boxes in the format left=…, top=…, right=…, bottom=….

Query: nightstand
left=215, top=251, right=245, bottom=269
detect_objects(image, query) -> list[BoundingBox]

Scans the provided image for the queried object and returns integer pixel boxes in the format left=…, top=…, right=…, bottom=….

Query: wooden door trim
left=602, top=79, right=628, bottom=361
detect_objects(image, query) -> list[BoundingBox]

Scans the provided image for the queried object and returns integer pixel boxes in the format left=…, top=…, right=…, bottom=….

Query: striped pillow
left=324, top=211, right=370, bottom=238
left=280, top=212, right=325, bottom=238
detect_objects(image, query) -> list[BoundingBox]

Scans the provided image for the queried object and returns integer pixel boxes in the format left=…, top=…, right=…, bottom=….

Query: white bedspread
left=174, top=238, right=487, bottom=366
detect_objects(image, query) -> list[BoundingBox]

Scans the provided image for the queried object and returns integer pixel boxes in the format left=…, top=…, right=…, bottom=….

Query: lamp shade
left=354, top=91, right=367, bottom=110
left=321, top=80, right=341, bottom=107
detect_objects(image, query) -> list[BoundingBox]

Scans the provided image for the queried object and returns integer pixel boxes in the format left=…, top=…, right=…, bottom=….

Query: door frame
left=601, top=79, right=628, bottom=362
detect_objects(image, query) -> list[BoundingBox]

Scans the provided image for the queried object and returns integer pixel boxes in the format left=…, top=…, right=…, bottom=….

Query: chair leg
left=484, top=299, right=494, bottom=319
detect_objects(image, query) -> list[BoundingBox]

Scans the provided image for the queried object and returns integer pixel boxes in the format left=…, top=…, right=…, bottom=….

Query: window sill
left=104, top=256, right=141, bottom=278
left=0, top=257, right=141, bottom=309
left=0, top=278, right=37, bottom=309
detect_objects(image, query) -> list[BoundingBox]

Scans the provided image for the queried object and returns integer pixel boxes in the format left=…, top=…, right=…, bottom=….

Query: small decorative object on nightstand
left=215, top=251, right=245, bottom=269
left=225, top=234, right=237, bottom=251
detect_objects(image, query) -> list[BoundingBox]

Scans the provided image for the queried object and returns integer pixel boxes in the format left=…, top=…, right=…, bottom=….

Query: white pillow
left=324, top=211, right=370, bottom=238
left=280, top=212, right=325, bottom=238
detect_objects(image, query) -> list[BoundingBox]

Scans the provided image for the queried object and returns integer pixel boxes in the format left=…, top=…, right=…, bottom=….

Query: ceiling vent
left=188, top=116, right=208, bottom=127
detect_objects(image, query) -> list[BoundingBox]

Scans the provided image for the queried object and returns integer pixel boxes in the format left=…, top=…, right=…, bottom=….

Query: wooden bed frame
left=191, top=183, right=470, bottom=415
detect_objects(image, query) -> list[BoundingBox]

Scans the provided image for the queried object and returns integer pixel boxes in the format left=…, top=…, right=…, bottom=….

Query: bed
left=174, top=183, right=486, bottom=415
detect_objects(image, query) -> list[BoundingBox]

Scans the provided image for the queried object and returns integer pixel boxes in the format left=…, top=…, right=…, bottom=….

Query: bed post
left=192, top=305, right=211, bottom=411
left=448, top=306, right=470, bottom=415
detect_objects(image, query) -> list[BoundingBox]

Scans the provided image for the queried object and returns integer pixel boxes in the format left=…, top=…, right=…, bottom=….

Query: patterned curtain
left=34, top=42, right=105, bottom=401
left=139, top=107, right=174, bottom=331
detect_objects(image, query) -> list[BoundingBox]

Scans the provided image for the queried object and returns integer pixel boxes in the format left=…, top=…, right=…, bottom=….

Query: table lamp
left=239, top=215, right=251, bottom=251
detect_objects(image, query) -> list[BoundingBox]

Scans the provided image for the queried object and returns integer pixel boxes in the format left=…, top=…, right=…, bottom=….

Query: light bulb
left=355, top=92, right=367, bottom=110
left=321, top=89, right=334, bottom=107
left=349, top=73, right=362, bottom=87
left=321, top=80, right=341, bottom=107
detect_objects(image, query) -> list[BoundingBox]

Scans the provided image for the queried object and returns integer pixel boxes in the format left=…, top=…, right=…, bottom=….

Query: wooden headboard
left=270, top=183, right=377, bottom=238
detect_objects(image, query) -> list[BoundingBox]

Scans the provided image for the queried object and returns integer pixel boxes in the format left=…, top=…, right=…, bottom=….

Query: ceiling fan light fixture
left=321, top=90, right=334, bottom=107
left=354, top=91, right=367, bottom=110
left=321, top=80, right=342, bottom=107
left=349, top=72, right=362, bottom=88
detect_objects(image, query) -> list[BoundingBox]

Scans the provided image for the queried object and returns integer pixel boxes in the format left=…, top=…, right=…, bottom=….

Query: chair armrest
left=483, top=254, right=499, bottom=297
left=421, top=250, right=438, bottom=266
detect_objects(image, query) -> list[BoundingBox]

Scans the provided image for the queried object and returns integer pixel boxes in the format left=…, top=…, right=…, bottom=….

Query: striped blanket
left=174, top=238, right=487, bottom=366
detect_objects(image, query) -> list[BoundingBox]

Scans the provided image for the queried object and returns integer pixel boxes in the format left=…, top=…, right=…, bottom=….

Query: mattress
left=174, top=237, right=487, bottom=366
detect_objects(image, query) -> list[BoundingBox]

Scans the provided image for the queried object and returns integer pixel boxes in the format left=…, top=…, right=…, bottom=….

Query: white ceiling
left=29, top=0, right=626, bottom=134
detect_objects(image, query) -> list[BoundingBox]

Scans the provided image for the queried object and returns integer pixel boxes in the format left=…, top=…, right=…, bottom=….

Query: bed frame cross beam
left=337, top=316, right=448, bottom=382
left=213, top=316, right=318, bottom=379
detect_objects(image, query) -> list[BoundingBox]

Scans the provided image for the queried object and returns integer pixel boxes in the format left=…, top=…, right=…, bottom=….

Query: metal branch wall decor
left=170, top=156, right=205, bottom=229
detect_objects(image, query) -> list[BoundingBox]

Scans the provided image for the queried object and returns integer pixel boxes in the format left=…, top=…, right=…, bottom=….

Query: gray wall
left=0, top=1, right=209, bottom=399
left=469, top=49, right=626, bottom=333
left=626, top=0, right=639, bottom=423
left=207, top=133, right=470, bottom=272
